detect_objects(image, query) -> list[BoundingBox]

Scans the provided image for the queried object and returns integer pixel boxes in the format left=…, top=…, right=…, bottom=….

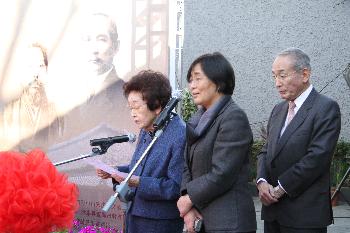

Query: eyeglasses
left=127, top=102, right=147, bottom=112
left=272, top=70, right=298, bottom=81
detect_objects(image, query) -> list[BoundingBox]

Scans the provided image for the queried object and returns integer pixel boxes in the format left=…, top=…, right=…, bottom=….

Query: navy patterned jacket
left=118, top=114, right=186, bottom=219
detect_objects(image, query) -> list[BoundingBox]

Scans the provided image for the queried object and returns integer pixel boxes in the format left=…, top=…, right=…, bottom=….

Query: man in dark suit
left=257, top=48, right=341, bottom=233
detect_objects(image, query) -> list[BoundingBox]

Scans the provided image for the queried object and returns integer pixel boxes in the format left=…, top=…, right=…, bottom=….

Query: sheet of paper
left=86, top=158, right=118, bottom=174
left=85, top=158, right=138, bottom=179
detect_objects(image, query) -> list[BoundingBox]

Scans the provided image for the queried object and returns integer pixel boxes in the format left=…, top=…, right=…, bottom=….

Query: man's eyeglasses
left=272, top=70, right=298, bottom=81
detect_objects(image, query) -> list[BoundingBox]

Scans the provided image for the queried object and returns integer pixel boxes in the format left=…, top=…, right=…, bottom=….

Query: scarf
left=186, top=95, right=231, bottom=145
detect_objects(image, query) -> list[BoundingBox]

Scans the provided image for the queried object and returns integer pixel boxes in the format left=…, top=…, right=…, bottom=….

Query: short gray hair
left=277, top=48, right=311, bottom=72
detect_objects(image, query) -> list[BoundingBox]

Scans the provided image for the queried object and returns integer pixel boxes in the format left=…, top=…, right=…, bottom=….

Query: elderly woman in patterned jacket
left=97, top=70, right=186, bottom=233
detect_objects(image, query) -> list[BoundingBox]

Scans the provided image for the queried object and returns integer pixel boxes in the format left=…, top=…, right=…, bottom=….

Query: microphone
left=153, top=97, right=181, bottom=129
left=90, top=133, right=136, bottom=147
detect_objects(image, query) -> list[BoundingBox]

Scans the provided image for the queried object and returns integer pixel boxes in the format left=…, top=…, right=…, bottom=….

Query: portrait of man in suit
left=62, top=13, right=135, bottom=140
left=257, top=48, right=341, bottom=233
left=80, top=12, right=121, bottom=98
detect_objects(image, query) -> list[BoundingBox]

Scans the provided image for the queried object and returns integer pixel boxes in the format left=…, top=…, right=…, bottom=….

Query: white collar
left=293, top=84, right=313, bottom=112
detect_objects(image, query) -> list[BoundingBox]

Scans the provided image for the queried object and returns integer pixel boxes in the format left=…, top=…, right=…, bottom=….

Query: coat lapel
left=266, top=102, right=288, bottom=164
left=273, top=89, right=318, bottom=159
left=187, top=98, right=232, bottom=165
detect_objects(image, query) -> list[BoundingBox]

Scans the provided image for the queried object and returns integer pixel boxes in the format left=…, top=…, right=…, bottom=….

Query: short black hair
left=123, top=70, right=171, bottom=111
left=186, top=52, right=235, bottom=95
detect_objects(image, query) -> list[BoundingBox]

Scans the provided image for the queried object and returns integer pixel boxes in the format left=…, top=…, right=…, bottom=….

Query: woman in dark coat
left=177, top=53, right=257, bottom=233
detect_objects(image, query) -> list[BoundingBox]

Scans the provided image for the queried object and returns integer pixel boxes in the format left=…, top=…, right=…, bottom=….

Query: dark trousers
left=126, top=214, right=183, bottom=233
left=264, top=220, right=327, bottom=233
left=198, top=225, right=255, bottom=233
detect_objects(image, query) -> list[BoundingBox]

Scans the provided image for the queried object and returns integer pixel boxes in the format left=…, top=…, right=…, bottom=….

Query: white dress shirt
left=280, top=84, right=313, bottom=136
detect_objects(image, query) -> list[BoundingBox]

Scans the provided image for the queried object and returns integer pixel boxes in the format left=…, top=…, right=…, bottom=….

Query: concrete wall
left=182, top=0, right=350, bottom=140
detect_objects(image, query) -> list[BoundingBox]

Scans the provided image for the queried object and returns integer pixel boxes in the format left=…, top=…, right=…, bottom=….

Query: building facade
left=181, top=0, right=350, bottom=140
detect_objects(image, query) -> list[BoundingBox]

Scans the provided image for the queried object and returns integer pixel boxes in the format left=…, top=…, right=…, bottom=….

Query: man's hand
left=96, top=169, right=111, bottom=179
left=177, top=194, right=193, bottom=217
left=257, top=181, right=278, bottom=206
left=273, top=185, right=286, bottom=199
left=183, top=208, right=203, bottom=233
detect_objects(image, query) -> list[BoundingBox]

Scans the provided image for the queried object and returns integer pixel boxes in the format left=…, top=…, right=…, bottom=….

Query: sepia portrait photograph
left=0, top=0, right=171, bottom=229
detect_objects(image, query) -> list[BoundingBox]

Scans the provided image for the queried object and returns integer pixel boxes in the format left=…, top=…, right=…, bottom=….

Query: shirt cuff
left=278, top=180, right=287, bottom=194
left=256, top=178, right=267, bottom=184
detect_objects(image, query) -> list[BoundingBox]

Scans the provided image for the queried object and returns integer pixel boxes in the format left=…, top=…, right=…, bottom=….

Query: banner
left=0, top=0, right=170, bottom=229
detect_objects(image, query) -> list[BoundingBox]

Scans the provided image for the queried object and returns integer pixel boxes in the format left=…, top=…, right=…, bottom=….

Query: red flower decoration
left=0, top=149, right=79, bottom=233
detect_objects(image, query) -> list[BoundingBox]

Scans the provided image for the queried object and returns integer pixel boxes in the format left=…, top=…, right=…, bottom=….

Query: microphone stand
left=102, top=96, right=180, bottom=212
left=53, top=140, right=114, bottom=166
left=102, top=128, right=164, bottom=212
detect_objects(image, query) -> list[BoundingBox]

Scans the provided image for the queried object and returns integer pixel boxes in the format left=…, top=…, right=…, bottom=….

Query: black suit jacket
left=257, top=88, right=341, bottom=228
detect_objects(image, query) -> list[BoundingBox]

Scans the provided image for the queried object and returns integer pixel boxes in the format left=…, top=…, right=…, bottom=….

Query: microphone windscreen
left=128, top=133, right=137, bottom=143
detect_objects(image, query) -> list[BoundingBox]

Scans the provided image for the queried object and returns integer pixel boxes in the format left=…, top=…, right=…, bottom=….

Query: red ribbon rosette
left=0, top=149, right=79, bottom=233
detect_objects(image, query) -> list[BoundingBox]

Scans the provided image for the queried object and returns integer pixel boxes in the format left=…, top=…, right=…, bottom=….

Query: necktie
left=287, top=101, right=296, bottom=125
